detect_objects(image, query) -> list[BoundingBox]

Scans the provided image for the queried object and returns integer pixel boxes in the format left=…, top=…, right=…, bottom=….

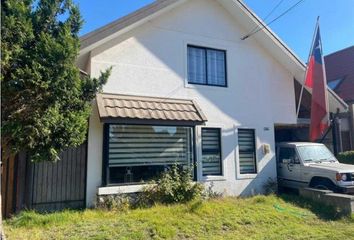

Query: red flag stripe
left=305, top=24, right=329, bottom=141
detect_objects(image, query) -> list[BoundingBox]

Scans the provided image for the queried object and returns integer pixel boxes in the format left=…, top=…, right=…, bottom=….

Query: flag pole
left=296, top=17, right=320, bottom=118
left=296, top=80, right=305, bottom=117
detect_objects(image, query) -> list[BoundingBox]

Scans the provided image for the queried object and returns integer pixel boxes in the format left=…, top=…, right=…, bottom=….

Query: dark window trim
left=102, top=123, right=196, bottom=186
left=100, top=118, right=204, bottom=126
left=193, top=126, right=198, bottom=181
left=187, top=45, right=228, bottom=88
left=238, top=128, right=257, bottom=174
left=102, top=123, right=110, bottom=186
left=201, top=127, right=223, bottom=176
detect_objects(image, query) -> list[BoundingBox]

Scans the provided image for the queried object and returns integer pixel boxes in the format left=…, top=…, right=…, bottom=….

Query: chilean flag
left=304, top=20, right=329, bottom=141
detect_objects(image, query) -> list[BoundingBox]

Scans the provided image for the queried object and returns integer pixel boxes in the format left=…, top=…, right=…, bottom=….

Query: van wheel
left=310, top=179, right=336, bottom=192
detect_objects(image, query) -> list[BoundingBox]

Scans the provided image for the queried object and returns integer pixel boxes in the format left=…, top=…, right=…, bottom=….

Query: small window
left=187, top=45, right=226, bottom=87
left=279, top=147, right=299, bottom=164
left=238, top=129, right=257, bottom=174
left=202, top=128, right=222, bottom=176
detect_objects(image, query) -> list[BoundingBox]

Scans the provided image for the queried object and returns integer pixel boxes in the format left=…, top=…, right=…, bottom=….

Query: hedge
left=337, top=151, right=354, bottom=165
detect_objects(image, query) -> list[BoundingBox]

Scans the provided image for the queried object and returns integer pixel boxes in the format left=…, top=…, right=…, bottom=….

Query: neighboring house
left=326, top=46, right=354, bottom=104
left=325, top=46, right=354, bottom=150
left=77, top=0, right=347, bottom=206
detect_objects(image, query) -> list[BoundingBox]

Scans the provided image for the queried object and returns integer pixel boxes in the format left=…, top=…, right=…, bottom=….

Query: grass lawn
left=4, top=194, right=354, bottom=240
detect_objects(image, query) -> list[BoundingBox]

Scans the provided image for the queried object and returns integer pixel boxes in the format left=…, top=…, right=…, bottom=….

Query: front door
left=277, top=147, right=304, bottom=188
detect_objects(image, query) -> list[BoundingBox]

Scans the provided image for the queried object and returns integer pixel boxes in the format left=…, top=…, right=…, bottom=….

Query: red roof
left=325, top=46, right=354, bottom=103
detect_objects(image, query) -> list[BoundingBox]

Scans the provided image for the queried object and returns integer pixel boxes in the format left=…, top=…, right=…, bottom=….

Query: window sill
left=97, top=181, right=201, bottom=195
left=236, top=173, right=258, bottom=180
left=97, top=184, right=154, bottom=195
left=202, top=175, right=226, bottom=182
left=185, top=82, right=228, bottom=90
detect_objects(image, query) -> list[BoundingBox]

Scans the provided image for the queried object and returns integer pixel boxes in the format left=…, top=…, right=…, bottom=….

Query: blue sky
left=75, top=0, right=354, bottom=61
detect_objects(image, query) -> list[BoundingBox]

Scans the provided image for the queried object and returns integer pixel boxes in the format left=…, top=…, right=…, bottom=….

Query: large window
left=187, top=45, right=227, bottom=87
left=238, top=129, right=257, bottom=174
left=202, top=128, right=222, bottom=176
left=105, top=125, right=194, bottom=184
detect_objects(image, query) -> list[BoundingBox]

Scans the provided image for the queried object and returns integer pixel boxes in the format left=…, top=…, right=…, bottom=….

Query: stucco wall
left=86, top=0, right=297, bottom=206
left=86, top=102, right=103, bottom=206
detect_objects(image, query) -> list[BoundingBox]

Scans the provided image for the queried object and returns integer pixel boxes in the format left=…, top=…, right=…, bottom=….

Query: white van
left=276, top=142, right=354, bottom=194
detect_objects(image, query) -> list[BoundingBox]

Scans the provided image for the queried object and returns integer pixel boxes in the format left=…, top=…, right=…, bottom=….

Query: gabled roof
left=79, top=0, right=348, bottom=112
left=325, top=46, right=354, bottom=103
left=80, top=0, right=184, bottom=56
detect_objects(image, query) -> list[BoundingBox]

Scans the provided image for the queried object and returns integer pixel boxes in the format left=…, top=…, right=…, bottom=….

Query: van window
left=297, top=145, right=335, bottom=163
left=278, top=147, right=299, bottom=164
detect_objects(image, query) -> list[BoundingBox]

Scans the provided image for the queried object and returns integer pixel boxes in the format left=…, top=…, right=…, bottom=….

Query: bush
left=337, top=151, right=354, bottom=165
left=137, top=165, right=204, bottom=207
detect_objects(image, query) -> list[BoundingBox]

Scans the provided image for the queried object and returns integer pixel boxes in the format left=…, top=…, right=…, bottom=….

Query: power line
left=241, top=0, right=305, bottom=40
left=246, top=0, right=284, bottom=38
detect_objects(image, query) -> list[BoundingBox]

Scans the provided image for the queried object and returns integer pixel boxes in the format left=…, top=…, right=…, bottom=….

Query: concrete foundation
left=299, top=188, right=354, bottom=216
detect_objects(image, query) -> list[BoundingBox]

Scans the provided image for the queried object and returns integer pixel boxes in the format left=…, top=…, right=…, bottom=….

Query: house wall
left=86, top=0, right=297, bottom=206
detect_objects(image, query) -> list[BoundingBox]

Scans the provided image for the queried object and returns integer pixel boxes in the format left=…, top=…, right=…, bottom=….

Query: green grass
left=4, top=194, right=354, bottom=240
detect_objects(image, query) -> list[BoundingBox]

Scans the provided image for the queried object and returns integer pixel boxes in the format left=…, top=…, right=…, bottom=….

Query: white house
left=78, top=0, right=347, bottom=206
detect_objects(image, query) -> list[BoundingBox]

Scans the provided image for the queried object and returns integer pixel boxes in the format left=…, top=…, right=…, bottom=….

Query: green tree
left=1, top=0, right=111, bottom=162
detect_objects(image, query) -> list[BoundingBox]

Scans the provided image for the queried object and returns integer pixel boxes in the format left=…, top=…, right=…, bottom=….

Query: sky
left=75, top=0, right=354, bottom=62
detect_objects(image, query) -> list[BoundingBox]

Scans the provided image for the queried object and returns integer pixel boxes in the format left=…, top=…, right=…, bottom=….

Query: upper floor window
left=187, top=45, right=227, bottom=87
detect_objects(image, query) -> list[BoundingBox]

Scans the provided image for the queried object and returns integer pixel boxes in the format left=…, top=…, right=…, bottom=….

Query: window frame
left=102, top=123, right=196, bottom=186
left=201, top=127, right=223, bottom=176
left=187, top=45, right=228, bottom=88
left=237, top=128, right=257, bottom=176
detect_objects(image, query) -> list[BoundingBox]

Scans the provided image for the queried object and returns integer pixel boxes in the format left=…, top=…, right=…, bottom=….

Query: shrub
left=337, top=151, right=354, bottom=165
left=137, top=165, right=204, bottom=206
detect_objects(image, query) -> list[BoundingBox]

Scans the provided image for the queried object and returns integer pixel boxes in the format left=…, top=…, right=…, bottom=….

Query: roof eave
left=229, top=0, right=306, bottom=69
left=79, top=0, right=185, bottom=55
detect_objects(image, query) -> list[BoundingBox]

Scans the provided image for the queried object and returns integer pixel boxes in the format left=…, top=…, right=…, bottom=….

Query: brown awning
left=96, top=93, right=207, bottom=125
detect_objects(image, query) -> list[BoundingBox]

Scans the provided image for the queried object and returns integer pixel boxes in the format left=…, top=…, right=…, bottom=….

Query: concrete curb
left=299, top=188, right=354, bottom=216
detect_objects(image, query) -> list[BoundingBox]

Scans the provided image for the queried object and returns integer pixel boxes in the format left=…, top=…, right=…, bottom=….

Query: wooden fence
left=1, top=154, right=18, bottom=218
left=1, top=143, right=87, bottom=218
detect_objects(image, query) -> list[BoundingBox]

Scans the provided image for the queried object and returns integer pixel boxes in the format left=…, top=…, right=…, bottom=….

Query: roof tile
left=96, top=93, right=207, bottom=123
